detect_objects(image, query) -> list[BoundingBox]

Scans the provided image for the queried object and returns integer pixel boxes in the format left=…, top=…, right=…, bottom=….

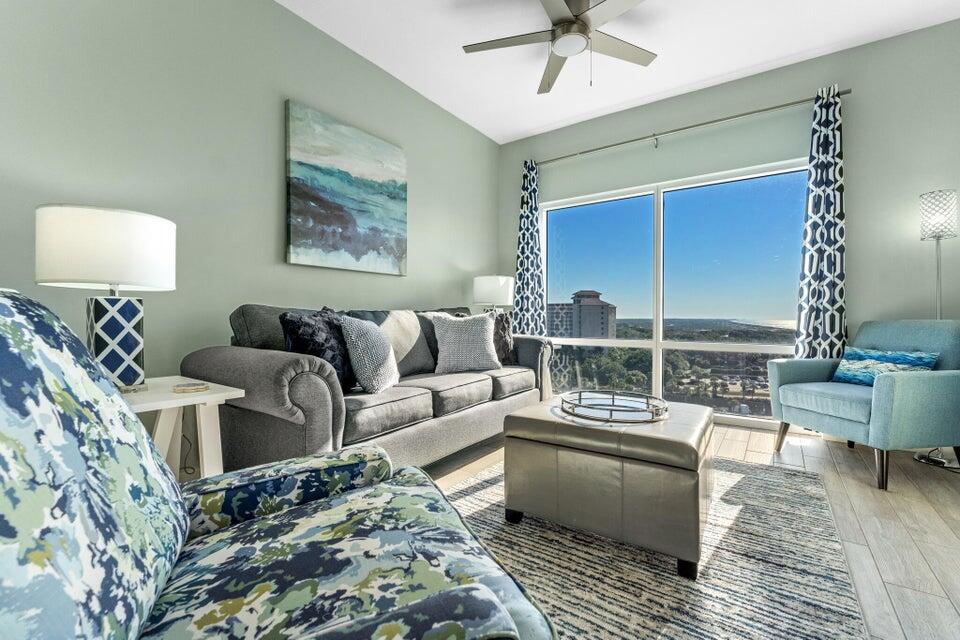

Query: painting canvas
left=286, top=100, right=407, bottom=275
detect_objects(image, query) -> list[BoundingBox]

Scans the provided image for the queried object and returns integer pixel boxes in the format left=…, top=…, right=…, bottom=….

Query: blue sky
left=546, top=170, right=807, bottom=320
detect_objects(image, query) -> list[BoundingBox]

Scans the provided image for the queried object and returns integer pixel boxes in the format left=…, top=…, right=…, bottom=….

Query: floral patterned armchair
left=0, top=290, right=553, bottom=639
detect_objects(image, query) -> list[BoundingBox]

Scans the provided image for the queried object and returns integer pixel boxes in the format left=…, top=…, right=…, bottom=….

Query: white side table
left=124, top=375, right=244, bottom=480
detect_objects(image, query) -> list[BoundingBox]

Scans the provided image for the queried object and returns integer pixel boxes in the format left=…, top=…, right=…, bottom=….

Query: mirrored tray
left=559, top=389, right=669, bottom=424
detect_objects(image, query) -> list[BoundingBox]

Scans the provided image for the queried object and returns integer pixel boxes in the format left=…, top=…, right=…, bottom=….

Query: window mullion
left=652, top=185, right=664, bottom=398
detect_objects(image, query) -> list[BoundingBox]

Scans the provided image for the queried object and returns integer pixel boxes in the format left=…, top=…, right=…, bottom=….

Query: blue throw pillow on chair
left=832, top=347, right=939, bottom=386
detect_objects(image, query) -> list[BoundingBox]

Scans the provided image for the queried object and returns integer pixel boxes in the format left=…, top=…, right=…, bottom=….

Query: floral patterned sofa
left=0, top=290, right=554, bottom=639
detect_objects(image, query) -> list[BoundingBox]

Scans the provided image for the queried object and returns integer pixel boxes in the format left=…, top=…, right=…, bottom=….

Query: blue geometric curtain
left=796, top=85, right=846, bottom=358
left=513, top=160, right=547, bottom=336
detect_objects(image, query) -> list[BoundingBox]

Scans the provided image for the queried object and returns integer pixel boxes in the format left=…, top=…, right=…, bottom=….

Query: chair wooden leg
left=847, top=440, right=855, bottom=449
left=774, top=422, right=790, bottom=453
left=875, top=449, right=889, bottom=490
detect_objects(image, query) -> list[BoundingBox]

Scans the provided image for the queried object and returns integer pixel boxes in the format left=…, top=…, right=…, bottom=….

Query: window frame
left=540, top=158, right=806, bottom=426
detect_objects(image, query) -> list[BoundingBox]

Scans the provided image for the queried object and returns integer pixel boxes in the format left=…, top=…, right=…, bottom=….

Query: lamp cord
left=922, top=448, right=960, bottom=475
left=180, top=433, right=197, bottom=477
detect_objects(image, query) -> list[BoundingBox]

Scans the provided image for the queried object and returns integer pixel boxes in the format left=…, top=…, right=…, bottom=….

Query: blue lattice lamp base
left=86, top=296, right=146, bottom=390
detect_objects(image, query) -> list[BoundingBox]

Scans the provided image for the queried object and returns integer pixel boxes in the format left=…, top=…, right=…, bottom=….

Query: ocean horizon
left=616, top=317, right=793, bottom=328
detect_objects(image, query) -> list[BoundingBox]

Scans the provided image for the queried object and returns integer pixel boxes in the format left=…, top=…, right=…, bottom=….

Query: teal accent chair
left=768, top=320, right=960, bottom=490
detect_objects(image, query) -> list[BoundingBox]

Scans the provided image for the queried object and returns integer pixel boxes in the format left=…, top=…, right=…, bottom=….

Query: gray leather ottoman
left=504, top=400, right=714, bottom=579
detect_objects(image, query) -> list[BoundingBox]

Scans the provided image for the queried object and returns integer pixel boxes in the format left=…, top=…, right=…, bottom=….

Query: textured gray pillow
left=340, top=315, right=400, bottom=393
left=433, top=313, right=501, bottom=374
left=346, top=309, right=435, bottom=376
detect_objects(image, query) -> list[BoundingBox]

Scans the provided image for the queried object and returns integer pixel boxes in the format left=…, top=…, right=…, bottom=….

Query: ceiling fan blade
left=463, top=30, right=553, bottom=54
left=591, top=30, right=657, bottom=66
left=538, top=52, right=567, bottom=94
left=578, top=0, right=645, bottom=30
left=539, top=0, right=574, bottom=24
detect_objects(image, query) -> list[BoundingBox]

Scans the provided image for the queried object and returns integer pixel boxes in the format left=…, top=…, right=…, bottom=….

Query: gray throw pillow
left=433, top=313, right=501, bottom=374
left=346, top=309, right=435, bottom=376
left=340, top=315, right=400, bottom=393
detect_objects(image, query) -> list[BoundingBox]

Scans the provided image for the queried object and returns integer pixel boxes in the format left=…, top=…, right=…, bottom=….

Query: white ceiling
left=277, top=0, right=960, bottom=144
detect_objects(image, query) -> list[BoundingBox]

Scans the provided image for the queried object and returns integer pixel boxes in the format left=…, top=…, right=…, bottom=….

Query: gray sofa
left=182, top=303, right=553, bottom=470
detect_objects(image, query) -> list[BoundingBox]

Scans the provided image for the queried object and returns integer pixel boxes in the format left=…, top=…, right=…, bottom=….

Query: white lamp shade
left=36, top=206, right=176, bottom=291
left=920, top=190, right=959, bottom=241
left=473, top=275, right=515, bottom=306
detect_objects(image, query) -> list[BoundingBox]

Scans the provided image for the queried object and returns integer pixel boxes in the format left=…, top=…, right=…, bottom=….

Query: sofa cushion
left=346, top=309, right=435, bottom=376
left=230, top=303, right=315, bottom=350
left=141, top=467, right=553, bottom=640
left=320, top=584, right=519, bottom=639
left=343, top=386, right=433, bottom=444
left=484, top=366, right=536, bottom=399
left=779, top=381, right=874, bottom=424
left=397, top=372, right=493, bottom=416
left=0, top=291, right=188, bottom=638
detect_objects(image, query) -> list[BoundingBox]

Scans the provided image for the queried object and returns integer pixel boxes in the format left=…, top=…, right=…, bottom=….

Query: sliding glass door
left=543, top=161, right=806, bottom=422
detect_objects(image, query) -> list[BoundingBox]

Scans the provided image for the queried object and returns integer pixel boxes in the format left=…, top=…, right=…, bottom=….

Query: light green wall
left=0, top=0, right=500, bottom=376
left=498, top=20, right=960, bottom=333
left=3, top=5, right=959, bottom=377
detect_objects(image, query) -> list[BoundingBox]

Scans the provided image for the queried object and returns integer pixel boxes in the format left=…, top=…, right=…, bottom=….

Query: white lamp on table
left=473, top=275, right=515, bottom=313
left=35, top=205, right=176, bottom=391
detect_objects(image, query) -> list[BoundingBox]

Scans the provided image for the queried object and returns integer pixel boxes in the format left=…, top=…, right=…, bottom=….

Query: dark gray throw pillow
left=493, top=310, right=516, bottom=365
left=279, top=308, right=356, bottom=393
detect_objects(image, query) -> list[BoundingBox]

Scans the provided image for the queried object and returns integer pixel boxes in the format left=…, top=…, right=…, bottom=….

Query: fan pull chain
left=589, top=37, right=594, bottom=87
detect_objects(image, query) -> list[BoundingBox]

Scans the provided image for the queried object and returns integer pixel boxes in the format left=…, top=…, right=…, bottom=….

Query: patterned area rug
left=445, top=459, right=868, bottom=639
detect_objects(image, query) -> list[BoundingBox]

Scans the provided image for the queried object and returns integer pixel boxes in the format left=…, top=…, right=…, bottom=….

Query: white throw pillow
left=433, top=313, right=502, bottom=374
left=339, top=315, right=400, bottom=393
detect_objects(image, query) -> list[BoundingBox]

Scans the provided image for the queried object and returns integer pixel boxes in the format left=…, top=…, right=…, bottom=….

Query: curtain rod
left=537, top=88, right=852, bottom=167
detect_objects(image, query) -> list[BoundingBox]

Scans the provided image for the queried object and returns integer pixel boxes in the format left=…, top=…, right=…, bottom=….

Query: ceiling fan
left=462, top=0, right=656, bottom=94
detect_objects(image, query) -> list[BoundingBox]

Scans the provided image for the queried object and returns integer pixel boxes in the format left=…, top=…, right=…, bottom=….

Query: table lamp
left=920, top=189, right=959, bottom=320
left=473, top=275, right=515, bottom=313
left=35, top=205, right=176, bottom=390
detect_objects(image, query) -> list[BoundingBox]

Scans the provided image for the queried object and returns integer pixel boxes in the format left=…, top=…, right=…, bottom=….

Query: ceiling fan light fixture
left=551, top=22, right=590, bottom=57
left=552, top=32, right=589, bottom=57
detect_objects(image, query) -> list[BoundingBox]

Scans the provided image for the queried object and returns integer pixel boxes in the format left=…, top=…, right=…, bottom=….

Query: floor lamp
left=915, top=189, right=959, bottom=468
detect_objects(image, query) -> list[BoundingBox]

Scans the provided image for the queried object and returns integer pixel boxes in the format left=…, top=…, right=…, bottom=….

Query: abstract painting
left=286, top=100, right=407, bottom=275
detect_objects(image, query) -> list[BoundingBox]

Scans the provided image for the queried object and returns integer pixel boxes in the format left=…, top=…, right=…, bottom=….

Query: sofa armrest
left=181, top=444, right=393, bottom=539
left=514, top=335, right=553, bottom=400
left=181, top=345, right=346, bottom=453
left=767, top=358, right=840, bottom=419
left=316, top=584, right=520, bottom=640
left=869, top=370, right=960, bottom=451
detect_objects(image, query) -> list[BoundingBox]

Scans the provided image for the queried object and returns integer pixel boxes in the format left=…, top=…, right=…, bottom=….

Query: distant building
left=547, top=290, right=617, bottom=338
